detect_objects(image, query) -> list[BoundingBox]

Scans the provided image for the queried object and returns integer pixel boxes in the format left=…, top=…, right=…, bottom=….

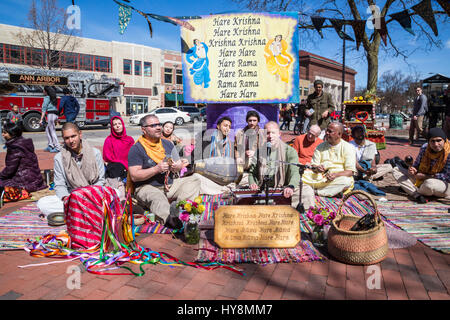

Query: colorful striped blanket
left=377, top=201, right=450, bottom=254
left=0, top=204, right=66, bottom=250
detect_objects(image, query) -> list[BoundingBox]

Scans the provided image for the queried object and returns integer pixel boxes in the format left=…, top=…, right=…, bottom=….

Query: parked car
left=129, top=107, right=191, bottom=126
left=178, top=106, right=201, bottom=122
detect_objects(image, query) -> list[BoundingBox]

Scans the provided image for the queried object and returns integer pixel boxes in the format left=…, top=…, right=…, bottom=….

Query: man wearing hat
left=393, top=128, right=450, bottom=203
left=306, top=80, right=335, bottom=138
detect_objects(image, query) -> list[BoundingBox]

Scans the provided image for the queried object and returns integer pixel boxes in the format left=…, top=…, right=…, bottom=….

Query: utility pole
left=174, top=64, right=179, bottom=108
left=341, top=24, right=346, bottom=108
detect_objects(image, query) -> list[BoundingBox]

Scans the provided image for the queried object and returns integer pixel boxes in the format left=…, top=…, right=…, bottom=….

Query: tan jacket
left=307, top=91, right=335, bottom=129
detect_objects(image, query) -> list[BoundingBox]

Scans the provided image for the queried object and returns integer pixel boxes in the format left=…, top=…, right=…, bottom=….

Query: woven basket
left=327, top=190, right=388, bottom=265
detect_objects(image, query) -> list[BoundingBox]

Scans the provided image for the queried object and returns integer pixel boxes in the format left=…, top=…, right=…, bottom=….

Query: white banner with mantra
left=180, top=12, right=300, bottom=104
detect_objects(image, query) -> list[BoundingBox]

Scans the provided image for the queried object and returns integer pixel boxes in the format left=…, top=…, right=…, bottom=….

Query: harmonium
left=230, top=187, right=291, bottom=205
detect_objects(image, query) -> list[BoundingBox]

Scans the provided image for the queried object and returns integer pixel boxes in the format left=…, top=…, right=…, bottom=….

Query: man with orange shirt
left=292, top=124, right=322, bottom=165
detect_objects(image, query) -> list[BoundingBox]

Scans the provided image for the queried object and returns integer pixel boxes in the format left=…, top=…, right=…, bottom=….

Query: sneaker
left=50, top=147, right=60, bottom=153
left=43, top=146, right=52, bottom=152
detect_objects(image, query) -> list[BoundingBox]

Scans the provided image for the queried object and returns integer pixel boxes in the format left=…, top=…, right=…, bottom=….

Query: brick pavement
left=0, top=134, right=449, bottom=301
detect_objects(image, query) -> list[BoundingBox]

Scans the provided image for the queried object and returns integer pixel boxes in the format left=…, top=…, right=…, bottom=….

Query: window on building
left=79, top=54, right=94, bottom=71
left=61, top=52, right=78, bottom=69
left=126, top=96, right=148, bottom=116
left=176, top=69, right=183, bottom=85
left=144, top=61, right=152, bottom=76
left=134, top=60, right=141, bottom=75
left=0, top=44, right=4, bottom=63
left=95, top=56, right=111, bottom=72
left=8, top=45, right=25, bottom=64
left=26, top=48, right=44, bottom=66
left=48, top=50, right=61, bottom=69
left=303, top=87, right=309, bottom=97
left=123, top=59, right=132, bottom=75
left=0, top=43, right=111, bottom=72
left=164, top=67, right=173, bottom=84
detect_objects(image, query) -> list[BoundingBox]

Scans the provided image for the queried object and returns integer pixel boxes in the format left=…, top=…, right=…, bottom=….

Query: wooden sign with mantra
left=214, top=205, right=300, bottom=248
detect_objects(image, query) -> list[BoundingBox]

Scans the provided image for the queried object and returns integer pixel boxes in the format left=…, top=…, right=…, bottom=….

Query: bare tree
left=14, top=0, right=81, bottom=70
left=232, top=0, right=448, bottom=94
left=378, top=70, right=421, bottom=112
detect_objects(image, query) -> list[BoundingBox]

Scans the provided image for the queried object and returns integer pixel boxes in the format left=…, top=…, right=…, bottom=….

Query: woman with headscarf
left=39, top=86, right=60, bottom=152
left=103, top=116, right=134, bottom=183
left=392, top=127, right=450, bottom=203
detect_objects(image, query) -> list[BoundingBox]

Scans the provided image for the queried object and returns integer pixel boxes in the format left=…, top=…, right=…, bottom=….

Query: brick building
left=161, top=50, right=183, bottom=108
left=299, top=50, right=357, bottom=107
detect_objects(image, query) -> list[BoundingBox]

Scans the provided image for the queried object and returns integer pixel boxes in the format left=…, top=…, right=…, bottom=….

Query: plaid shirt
left=413, top=143, right=450, bottom=182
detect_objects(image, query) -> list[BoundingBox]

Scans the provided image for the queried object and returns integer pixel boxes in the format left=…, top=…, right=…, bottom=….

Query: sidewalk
left=0, top=135, right=449, bottom=301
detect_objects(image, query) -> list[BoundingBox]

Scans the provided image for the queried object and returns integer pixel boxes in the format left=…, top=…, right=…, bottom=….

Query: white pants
left=135, top=173, right=229, bottom=223
left=392, top=166, right=450, bottom=199
left=46, top=113, right=60, bottom=150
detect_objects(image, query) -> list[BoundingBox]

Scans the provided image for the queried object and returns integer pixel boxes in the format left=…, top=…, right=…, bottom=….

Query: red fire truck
left=0, top=66, right=123, bottom=132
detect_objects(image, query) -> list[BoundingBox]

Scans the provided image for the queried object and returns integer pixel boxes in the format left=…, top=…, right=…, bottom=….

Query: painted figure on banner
left=186, top=39, right=211, bottom=88
left=264, top=35, right=293, bottom=83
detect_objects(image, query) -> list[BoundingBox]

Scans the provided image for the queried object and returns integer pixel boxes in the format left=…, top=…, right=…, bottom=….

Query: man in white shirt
left=349, top=125, right=378, bottom=180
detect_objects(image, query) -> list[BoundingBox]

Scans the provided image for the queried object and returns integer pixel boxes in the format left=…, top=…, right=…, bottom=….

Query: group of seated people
left=1, top=109, right=450, bottom=247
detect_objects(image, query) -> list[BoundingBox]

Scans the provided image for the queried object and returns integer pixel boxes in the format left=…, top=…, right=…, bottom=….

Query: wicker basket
left=327, top=190, right=388, bottom=265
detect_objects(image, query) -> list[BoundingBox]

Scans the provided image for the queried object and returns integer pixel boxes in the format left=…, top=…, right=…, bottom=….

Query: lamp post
left=174, top=64, right=179, bottom=108
left=341, top=24, right=346, bottom=106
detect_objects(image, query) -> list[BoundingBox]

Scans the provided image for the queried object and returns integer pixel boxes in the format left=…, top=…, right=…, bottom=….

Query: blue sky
left=0, top=0, right=449, bottom=90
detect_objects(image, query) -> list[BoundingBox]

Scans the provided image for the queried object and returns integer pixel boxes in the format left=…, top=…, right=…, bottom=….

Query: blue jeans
left=65, top=113, right=77, bottom=123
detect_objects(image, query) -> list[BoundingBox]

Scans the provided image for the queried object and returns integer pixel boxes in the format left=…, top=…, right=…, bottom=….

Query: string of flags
left=307, top=0, right=448, bottom=50
left=73, top=0, right=449, bottom=46
left=113, top=0, right=195, bottom=38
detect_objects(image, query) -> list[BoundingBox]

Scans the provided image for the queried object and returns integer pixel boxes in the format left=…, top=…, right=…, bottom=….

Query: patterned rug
left=197, top=237, right=324, bottom=264
left=0, top=203, right=66, bottom=250
left=377, top=201, right=450, bottom=254
left=134, top=221, right=178, bottom=234
left=196, top=194, right=325, bottom=264
left=196, top=194, right=418, bottom=263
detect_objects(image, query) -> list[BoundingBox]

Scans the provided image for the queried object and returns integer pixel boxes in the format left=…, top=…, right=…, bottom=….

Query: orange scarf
left=126, top=136, right=167, bottom=194
left=137, top=136, right=166, bottom=164
left=416, top=140, right=450, bottom=186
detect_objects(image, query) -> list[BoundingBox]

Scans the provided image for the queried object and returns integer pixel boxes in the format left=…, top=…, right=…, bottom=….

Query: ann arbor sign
left=9, top=73, right=69, bottom=86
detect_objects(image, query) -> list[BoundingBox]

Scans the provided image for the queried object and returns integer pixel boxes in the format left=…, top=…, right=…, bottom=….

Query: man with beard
left=128, top=115, right=227, bottom=225
left=248, top=121, right=300, bottom=208
left=393, top=127, right=450, bottom=203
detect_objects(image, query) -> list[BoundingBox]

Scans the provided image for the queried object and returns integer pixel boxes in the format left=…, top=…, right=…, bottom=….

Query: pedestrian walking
left=39, top=86, right=60, bottom=153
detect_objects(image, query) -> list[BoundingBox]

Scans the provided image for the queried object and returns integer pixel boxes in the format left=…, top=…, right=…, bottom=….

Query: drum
left=193, top=157, right=244, bottom=186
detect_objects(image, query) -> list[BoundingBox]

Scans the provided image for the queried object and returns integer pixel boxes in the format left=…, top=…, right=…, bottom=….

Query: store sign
left=9, top=73, right=69, bottom=86
left=181, top=12, right=300, bottom=104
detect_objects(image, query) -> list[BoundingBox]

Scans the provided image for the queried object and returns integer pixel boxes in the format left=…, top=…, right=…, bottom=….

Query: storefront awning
left=165, top=93, right=184, bottom=102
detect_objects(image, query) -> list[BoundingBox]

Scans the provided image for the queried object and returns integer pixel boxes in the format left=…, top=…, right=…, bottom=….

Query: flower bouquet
left=176, top=196, right=205, bottom=245
left=306, top=206, right=336, bottom=247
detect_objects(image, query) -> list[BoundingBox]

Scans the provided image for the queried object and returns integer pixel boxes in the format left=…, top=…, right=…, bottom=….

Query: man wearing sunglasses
left=128, top=115, right=227, bottom=226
